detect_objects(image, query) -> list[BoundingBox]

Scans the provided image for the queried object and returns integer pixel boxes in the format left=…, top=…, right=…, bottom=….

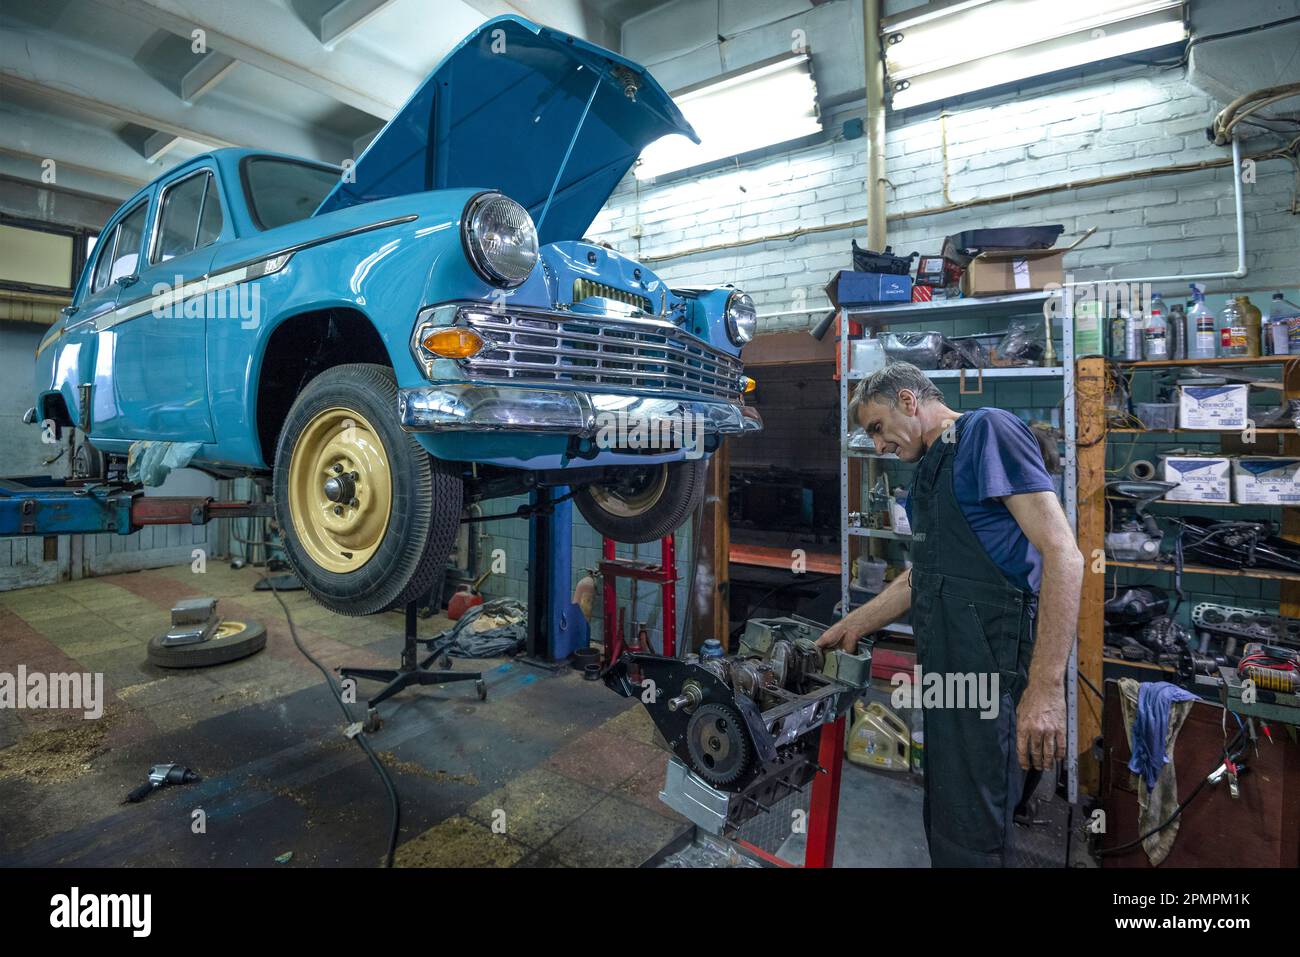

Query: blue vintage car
left=32, top=15, right=760, bottom=615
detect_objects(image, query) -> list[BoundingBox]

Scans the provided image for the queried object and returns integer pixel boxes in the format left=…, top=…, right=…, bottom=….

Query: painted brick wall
left=588, top=65, right=1299, bottom=332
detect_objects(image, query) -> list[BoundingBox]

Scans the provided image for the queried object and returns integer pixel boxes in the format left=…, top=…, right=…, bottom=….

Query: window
left=242, top=158, right=339, bottom=230
left=152, top=171, right=224, bottom=264
left=92, top=202, right=148, bottom=293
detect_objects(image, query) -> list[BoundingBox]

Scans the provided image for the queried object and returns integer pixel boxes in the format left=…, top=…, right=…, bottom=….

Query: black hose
left=262, top=576, right=402, bottom=868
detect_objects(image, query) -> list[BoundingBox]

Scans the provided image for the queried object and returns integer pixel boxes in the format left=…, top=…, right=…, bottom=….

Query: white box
left=1178, top=384, right=1249, bottom=430
left=1161, top=456, right=1232, bottom=503
left=1232, top=457, right=1300, bottom=505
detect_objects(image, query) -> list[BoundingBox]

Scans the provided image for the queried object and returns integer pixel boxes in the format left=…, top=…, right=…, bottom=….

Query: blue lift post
left=523, top=485, right=586, bottom=664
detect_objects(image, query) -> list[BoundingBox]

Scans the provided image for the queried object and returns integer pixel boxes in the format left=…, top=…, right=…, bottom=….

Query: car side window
left=105, top=202, right=148, bottom=286
left=153, top=171, right=223, bottom=264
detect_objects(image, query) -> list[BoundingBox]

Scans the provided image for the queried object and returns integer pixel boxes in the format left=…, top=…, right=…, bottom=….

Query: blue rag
left=1128, top=681, right=1199, bottom=792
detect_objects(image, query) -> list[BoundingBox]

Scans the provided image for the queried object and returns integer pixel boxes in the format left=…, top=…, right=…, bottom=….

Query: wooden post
left=692, top=438, right=731, bottom=651
left=1075, top=357, right=1107, bottom=794
left=1281, top=359, right=1299, bottom=618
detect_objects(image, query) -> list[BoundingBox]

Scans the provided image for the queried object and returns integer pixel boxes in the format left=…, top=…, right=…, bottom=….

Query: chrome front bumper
left=399, top=384, right=762, bottom=436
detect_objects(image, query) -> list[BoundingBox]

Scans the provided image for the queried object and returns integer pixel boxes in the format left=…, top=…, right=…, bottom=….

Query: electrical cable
left=262, top=575, right=402, bottom=868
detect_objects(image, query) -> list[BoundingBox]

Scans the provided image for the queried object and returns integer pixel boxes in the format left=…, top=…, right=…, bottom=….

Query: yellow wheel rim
left=588, top=466, right=668, bottom=518
left=287, top=406, right=393, bottom=573
left=214, top=620, right=246, bottom=639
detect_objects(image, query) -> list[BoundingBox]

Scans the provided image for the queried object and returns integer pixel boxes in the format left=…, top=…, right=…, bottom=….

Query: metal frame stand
left=339, top=602, right=485, bottom=725
left=600, top=534, right=678, bottom=661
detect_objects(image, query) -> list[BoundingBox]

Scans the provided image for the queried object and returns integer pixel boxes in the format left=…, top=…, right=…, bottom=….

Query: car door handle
left=116, top=274, right=140, bottom=288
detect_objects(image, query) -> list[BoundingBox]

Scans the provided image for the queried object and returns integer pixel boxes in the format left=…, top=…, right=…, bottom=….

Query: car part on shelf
left=1104, top=480, right=1175, bottom=561
left=1192, top=602, right=1300, bottom=649
left=1104, top=587, right=1169, bottom=625
left=604, top=616, right=868, bottom=835
left=1237, top=643, right=1300, bottom=693
left=1173, top=516, right=1300, bottom=574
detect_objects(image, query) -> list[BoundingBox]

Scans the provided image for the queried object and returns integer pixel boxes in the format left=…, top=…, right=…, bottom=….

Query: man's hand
left=1016, top=680, right=1066, bottom=770
left=816, top=615, right=865, bottom=654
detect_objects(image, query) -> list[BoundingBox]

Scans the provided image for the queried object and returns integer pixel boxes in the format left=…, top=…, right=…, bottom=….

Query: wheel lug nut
left=349, top=498, right=359, bottom=508
left=333, top=505, right=343, bottom=515
left=332, top=464, right=343, bottom=474
left=350, top=471, right=359, bottom=482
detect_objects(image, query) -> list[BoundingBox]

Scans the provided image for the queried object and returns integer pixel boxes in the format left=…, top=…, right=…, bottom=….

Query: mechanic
left=818, top=362, right=1083, bottom=867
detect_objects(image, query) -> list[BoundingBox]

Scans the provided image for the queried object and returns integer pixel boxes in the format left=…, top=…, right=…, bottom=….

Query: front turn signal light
left=741, top=376, right=756, bottom=395
left=421, top=328, right=485, bottom=359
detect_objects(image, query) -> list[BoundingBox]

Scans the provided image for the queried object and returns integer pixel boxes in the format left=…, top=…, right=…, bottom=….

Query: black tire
left=272, top=364, right=463, bottom=617
left=574, top=459, right=706, bottom=544
left=71, top=434, right=106, bottom=480
left=148, top=621, right=266, bottom=668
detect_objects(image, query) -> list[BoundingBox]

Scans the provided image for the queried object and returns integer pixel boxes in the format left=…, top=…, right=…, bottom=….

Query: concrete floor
left=0, top=563, right=690, bottom=867
left=0, top=562, right=1075, bottom=868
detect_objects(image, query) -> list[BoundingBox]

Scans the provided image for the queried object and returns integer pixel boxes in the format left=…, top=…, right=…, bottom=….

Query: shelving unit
left=838, top=290, right=1079, bottom=801
left=1077, top=352, right=1300, bottom=790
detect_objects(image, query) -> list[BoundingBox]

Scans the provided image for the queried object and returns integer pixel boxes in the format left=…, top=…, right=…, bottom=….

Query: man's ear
left=898, top=389, right=917, bottom=416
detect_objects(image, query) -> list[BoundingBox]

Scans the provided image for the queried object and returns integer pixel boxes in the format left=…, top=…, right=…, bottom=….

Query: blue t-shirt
left=907, top=407, right=1054, bottom=593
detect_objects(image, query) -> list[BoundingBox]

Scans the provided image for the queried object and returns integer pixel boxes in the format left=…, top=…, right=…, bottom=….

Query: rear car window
left=243, top=158, right=339, bottom=230
left=92, top=201, right=148, bottom=293
left=153, top=171, right=223, bottom=263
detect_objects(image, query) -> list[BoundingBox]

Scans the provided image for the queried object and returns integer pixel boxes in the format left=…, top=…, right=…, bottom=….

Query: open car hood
left=315, top=15, right=697, bottom=245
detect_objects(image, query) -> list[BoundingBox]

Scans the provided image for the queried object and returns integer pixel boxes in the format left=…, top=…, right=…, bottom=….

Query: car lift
left=0, top=475, right=276, bottom=537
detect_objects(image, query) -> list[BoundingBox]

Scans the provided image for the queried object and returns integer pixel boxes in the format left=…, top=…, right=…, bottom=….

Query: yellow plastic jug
left=846, top=700, right=911, bottom=772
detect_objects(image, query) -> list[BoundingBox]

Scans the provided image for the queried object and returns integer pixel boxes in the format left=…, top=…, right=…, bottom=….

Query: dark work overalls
left=907, top=419, right=1037, bottom=867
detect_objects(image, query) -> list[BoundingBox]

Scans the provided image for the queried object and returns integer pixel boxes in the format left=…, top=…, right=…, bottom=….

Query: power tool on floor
left=125, top=763, right=201, bottom=804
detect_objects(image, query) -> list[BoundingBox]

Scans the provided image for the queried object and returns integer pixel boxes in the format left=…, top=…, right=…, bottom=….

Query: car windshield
left=243, top=158, right=340, bottom=230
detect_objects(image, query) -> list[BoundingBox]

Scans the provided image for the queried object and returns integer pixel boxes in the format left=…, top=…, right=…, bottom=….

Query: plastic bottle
left=1221, top=297, right=1246, bottom=357
left=1188, top=285, right=1216, bottom=359
left=1239, top=295, right=1262, bottom=357
left=1169, top=302, right=1186, bottom=359
left=1143, top=292, right=1168, bottom=360
left=1270, top=292, right=1300, bottom=355
left=1121, top=305, right=1143, bottom=360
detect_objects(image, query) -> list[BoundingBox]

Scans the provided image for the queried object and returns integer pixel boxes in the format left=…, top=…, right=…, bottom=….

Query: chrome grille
left=461, top=309, right=744, bottom=401
left=572, top=278, right=653, bottom=314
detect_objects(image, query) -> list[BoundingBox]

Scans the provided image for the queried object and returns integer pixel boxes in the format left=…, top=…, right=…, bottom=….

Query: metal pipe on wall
left=864, top=0, right=887, bottom=253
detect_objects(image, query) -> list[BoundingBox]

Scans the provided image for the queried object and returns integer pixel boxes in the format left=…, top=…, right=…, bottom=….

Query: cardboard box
left=1161, top=456, right=1232, bottom=503
left=1232, top=457, right=1300, bottom=505
left=1178, top=384, right=1249, bottom=430
left=957, top=229, right=1094, bottom=297
left=826, top=270, right=912, bottom=307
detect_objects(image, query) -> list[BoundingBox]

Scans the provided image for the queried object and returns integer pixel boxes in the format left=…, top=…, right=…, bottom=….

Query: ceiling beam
left=317, top=0, right=398, bottom=46
left=0, top=25, right=350, bottom=160
left=88, top=0, right=419, bottom=120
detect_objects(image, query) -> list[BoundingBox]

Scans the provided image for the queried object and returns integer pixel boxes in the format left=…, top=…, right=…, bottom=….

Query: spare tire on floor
left=147, top=620, right=267, bottom=669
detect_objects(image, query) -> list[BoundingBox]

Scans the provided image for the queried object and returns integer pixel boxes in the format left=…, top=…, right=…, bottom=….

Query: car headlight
left=725, top=290, right=757, bottom=345
left=462, top=192, right=539, bottom=288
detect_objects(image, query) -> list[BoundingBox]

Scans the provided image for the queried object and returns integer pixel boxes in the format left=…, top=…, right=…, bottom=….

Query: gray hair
left=850, top=361, right=944, bottom=426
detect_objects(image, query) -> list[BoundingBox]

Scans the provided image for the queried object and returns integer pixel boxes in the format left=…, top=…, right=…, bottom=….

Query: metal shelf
left=846, top=365, right=1067, bottom=382
left=1109, top=559, right=1300, bottom=583
left=1118, top=356, right=1298, bottom=369
left=842, top=290, right=1054, bottom=324
left=847, top=526, right=910, bottom=540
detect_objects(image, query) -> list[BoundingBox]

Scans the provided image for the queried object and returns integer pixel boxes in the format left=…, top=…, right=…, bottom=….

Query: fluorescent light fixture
left=884, top=0, right=1187, bottom=110
left=635, top=54, right=822, bottom=180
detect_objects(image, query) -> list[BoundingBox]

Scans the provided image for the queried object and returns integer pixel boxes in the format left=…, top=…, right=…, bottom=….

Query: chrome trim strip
left=398, top=384, right=761, bottom=436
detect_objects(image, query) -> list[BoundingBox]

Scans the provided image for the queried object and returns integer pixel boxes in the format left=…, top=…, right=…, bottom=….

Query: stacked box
left=1232, top=457, right=1300, bottom=505
left=1161, top=456, right=1232, bottom=503
left=1177, top=384, right=1249, bottom=430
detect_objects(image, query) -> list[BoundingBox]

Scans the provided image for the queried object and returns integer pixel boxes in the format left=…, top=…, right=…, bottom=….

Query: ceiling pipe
left=863, top=0, right=887, bottom=253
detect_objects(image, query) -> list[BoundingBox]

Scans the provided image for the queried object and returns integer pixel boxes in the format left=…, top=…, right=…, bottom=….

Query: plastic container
left=1269, top=292, right=1300, bottom=355
left=1238, top=295, right=1262, bottom=357
left=1221, top=298, right=1247, bottom=357
left=1143, top=292, right=1168, bottom=360
left=1187, top=284, right=1216, bottom=359
left=846, top=701, right=911, bottom=772
left=1136, top=402, right=1177, bottom=431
